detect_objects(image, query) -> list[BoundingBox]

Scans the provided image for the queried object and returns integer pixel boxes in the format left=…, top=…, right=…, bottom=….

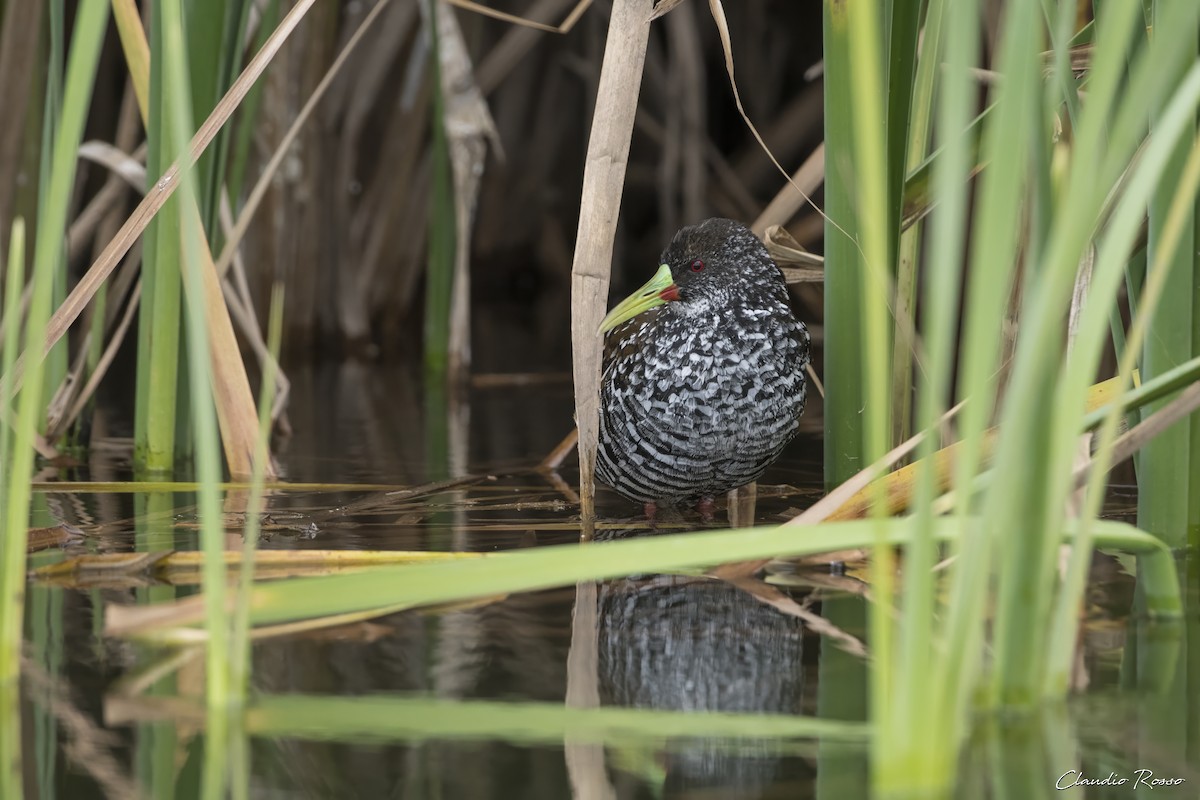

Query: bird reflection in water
left=584, top=527, right=814, bottom=799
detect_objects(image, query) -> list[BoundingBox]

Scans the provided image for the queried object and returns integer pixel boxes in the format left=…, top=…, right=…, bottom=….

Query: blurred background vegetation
left=7, top=2, right=1200, bottom=798
left=0, top=0, right=826, bottom=360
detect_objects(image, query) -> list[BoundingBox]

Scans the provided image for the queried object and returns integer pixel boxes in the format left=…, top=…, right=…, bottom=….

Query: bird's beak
left=599, top=264, right=679, bottom=334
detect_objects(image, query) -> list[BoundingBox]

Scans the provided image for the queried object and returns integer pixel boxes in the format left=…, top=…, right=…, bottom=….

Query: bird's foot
left=643, top=501, right=658, bottom=523
left=696, top=497, right=716, bottom=523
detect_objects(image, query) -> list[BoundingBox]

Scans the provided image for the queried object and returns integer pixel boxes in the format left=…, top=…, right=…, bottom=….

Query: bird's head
left=599, top=218, right=778, bottom=334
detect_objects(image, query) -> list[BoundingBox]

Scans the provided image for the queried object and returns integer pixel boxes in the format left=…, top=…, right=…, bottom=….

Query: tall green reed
left=132, top=0, right=258, bottom=476
left=186, top=0, right=254, bottom=239
left=903, top=0, right=977, bottom=784
left=0, top=3, right=110, bottom=796
left=136, top=0, right=185, bottom=475
left=228, top=286, right=283, bottom=800
left=841, top=6, right=898, bottom=786
left=424, top=0, right=457, bottom=380
left=38, top=0, right=68, bottom=439
left=156, top=1, right=235, bottom=796
left=821, top=1, right=873, bottom=487
left=0, top=219, right=28, bottom=800
left=891, top=0, right=945, bottom=445
left=1138, top=0, right=1199, bottom=551
left=824, top=0, right=1200, bottom=794
left=0, top=0, right=110, bottom=673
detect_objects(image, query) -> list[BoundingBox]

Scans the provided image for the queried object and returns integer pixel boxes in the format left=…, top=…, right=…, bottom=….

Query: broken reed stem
left=569, top=0, right=654, bottom=521
left=751, top=143, right=826, bottom=236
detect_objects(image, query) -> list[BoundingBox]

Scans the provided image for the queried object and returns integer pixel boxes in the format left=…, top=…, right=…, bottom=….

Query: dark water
left=15, top=362, right=1200, bottom=799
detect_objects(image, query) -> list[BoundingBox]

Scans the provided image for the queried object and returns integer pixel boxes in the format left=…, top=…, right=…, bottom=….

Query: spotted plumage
left=596, top=218, right=810, bottom=507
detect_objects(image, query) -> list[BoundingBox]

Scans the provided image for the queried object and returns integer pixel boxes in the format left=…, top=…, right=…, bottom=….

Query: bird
left=595, top=217, right=810, bottom=519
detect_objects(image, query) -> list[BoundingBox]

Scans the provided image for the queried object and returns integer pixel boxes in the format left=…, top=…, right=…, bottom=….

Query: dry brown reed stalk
left=182, top=239, right=252, bottom=468
left=26, top=524, right=82, bottom=552
left=715, top=370, right=1142, bottom=580
left=474, top=0, right=584, bottom=93
left=99, top=244, right=143, bottom=332
left=37, top=549, right=492, bottom=587
left=570, top=0, right=655, bottom=521
left=110, top=0, right=150, bottom=115
left=752, top=143, right=827, bottom=235
left=84, top=87, right=145, bottom=376
left=1073, top=379, right=1200, bottom=494
left=537, top=467, right=582, bottom=505
left=216, top=197, right=290, bottom=428
left=51, top=285, right=141, bottom=442
left=724, top=576, right=868, bottom=657
left=726, top=482, right=757, bottom=527
left=765, top=224, right=825, bottom=272
left=649, top=0, right=689, bottom=20
left=540, top=428, right=579, bottom=470
left=108, top=646, right=204, bottom=699
left=56, top=139, right=147, bottom=442
left=564, top=580, right=616, bottom=800
left=431, top=1, right=502, bottom=381
left=448, top=0, right=593, bottom=33
left=68, top=143, right=147, bottom=254
left=104, top=694, right=206, bottom=729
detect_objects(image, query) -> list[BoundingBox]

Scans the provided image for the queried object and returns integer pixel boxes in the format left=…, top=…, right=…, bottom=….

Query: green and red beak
left=599, top=264, right=680, bottom=334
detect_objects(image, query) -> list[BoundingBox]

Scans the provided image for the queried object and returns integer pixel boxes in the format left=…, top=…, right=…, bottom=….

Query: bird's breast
left=618, top=310, right=805, bottom=441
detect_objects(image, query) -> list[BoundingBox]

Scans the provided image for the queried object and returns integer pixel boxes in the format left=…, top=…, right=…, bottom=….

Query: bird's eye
left=690, top=259, right=705, bottom=272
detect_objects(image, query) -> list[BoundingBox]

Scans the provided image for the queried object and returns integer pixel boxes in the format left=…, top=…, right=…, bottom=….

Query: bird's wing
left=602, top=307, right=664, bottom=382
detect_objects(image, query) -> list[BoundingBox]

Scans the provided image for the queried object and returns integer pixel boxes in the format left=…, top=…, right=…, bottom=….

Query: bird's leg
left=643, top=501, right=658, bottom=522
left=696, top=497, right=716, bottom=522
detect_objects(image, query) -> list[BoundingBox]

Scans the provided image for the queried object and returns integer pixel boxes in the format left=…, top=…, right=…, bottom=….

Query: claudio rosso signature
left=1057, top=770, right=1186, bottom=790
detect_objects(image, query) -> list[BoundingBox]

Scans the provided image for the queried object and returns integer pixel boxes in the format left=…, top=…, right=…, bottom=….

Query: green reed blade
left=136, top=0, right=184, bottom=475
left=988, top=0, right=1200, bottom=706
left=917, top=0, right=979, bottom=762
left=246, top=693, right=869, bottom=746
left=116, top=517, right=1179, bottom=636
left=37, top=0, right=67, bottom=438
left=1, top=5, right=108, bottom=798
left=229, top=285, right=284, bottom=710
left=0, top=219, right=27, bottom=800
left=1137, top=1, right=1199, bottom=550
left=158, top=2, right=230, bottom=797
left=424, top=0, right=456, bottom=379
left=892, top=0, right=944, bottom=447
left=822, top=0, right=868, bottom=487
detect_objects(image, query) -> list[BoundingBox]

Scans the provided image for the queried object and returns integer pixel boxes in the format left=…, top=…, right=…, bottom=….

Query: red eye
left=690, top=259, right=705, bottom=272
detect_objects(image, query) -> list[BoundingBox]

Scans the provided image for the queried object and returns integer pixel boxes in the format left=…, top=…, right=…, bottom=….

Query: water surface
left=16, top=363, right=1199, bottom=799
